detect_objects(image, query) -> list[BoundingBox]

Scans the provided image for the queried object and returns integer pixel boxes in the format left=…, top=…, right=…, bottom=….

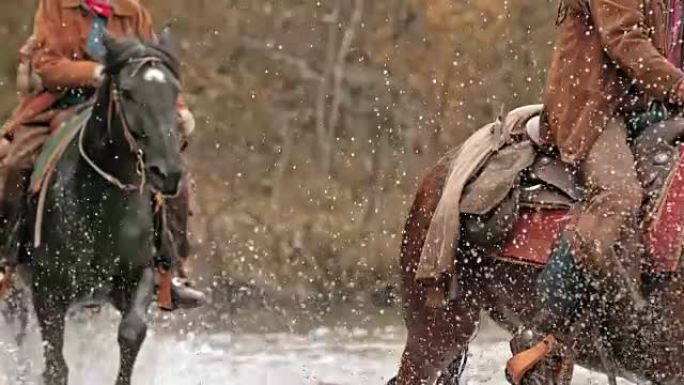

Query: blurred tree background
left=0, top=0, right=555, bottom=307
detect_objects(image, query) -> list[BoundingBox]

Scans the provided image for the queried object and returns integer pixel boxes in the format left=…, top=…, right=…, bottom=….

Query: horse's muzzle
left=149, top=165, right=182, bottom=196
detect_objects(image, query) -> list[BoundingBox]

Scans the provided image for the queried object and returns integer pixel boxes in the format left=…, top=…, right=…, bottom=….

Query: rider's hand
left=671, top=78, right=684, bottom=105
left=0, top=137, right=11, bottom=161
left=92, top=64, right=105, bottom=87
left=177, top=108, right=195, bottom=138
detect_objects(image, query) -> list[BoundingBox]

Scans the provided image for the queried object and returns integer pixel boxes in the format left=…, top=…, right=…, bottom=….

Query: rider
left=507, top=0, right=684, bottom=382
left=0, top=0, right=205, bottom=310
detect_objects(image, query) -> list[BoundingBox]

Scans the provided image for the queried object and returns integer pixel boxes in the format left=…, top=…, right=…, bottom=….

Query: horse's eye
left=121, top=89, right=144, bottom=106
left=120, top=88, right=133, bottom=99
left=129, top=128, right=147, bottom=140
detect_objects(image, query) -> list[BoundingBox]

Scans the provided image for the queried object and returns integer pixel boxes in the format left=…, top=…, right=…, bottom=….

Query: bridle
left=78, top=56, right=180, bottom=195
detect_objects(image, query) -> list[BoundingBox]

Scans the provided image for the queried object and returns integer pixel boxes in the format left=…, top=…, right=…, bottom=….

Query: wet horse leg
left=10, top=286, right=29, bottom=347
left=33, top=295, right=68, bottom=385
left=435, top=345, right=469, bottom=385
left=393, top=302, right=479, bottom=385
left=1, top=285, right=28, bottom=346
left=113, top=268, right=154, bottom=385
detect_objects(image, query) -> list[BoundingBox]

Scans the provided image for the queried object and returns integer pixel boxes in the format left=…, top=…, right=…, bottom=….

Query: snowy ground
left=0, top=306, right=633, bottom=385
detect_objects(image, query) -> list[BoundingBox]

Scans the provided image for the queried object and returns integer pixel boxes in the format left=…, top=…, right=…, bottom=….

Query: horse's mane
left=103, top=37, right=181, bottom=80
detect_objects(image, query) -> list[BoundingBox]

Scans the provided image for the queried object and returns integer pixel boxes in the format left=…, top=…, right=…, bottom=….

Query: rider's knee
left=603, top=180, right=643, bottom=213
left=618, top=181, right=644, bottom=210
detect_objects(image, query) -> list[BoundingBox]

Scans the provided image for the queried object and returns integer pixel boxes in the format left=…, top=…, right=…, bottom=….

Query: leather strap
left=157, top=267, right=174, bottom=311
left=0, top=266, right=14, bottom=300
left=506, top=335, right=559, bottom=385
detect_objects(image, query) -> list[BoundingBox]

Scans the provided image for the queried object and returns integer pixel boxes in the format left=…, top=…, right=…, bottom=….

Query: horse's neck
left=80, top=88, right=139, bottom=183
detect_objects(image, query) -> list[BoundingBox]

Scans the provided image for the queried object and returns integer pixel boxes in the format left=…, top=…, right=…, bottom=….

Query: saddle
left=460, top=107, right=684, bottom=272
left=27, top=105, right=93, bottom=248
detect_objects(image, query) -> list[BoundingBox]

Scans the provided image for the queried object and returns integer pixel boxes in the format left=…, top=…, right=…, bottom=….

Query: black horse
left=23, top=35, right=184, bottom=385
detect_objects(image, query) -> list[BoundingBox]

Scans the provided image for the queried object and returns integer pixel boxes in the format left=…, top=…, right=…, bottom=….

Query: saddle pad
left=501, top=147, right=684, bottom=272
left=499, top=209, right=572, bottom=266
left=646, top=143, right=684, bottom=272
left=30, top=106, right=93, bottom=194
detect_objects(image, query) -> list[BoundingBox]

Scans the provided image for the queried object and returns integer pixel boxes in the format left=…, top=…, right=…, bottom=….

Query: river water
left=0, top=304, right=632, bottom=385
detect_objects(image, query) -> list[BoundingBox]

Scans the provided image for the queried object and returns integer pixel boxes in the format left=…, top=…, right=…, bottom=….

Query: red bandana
left=84, top=0, right=113, bottom=17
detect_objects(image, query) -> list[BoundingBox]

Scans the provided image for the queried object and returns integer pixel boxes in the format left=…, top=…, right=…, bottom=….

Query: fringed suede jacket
left=543, top=0, right=684, bottom=164
left=4, top=0, right=193, bottom=139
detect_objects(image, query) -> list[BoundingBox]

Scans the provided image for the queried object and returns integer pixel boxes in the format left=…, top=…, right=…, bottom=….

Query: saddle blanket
left=29, top=106, right=93, bottom=194
left=499, top=143, right=684, bottom=272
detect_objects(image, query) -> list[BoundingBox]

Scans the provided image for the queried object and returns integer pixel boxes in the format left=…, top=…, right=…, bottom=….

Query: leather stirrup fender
left=506, top=335, right=559, bottom=385
left=0, top=266, right=15, bottom=300
left=157, top=267, right=174, bottom=311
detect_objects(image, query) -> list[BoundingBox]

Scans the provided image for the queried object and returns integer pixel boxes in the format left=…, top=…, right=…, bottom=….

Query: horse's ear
left=103, top=32, right=117, bottom=55
left=157, top=25, right=179, bottom=57
left=103, top=32, right=128, bottom=66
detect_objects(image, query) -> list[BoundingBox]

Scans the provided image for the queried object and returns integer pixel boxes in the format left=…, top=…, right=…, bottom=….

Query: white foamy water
left=0, top=306, right=633, bottom=385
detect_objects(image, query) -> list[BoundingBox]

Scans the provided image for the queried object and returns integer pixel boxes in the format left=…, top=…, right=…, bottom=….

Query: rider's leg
left=0, top=168, right=30, bottom=298
left=157, top=175, right=205, bottom=310
left=1, top=124, right=53, bottom=298
left=573, top=118, right=644, bottom=309
left=507, top=119, right=644, bottom=383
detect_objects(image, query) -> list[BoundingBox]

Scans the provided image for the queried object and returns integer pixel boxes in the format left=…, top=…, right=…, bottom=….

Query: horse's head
left=101, top=34, right=184, bottom=196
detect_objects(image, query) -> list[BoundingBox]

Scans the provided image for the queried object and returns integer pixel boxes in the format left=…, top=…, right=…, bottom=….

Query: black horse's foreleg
left=11, top=286, right=30, bottom=347
left=114, top=267, right=154, bottom=385
left=33, top=295, right=68, bottom=385
left=2, top=285, right=29, bottom=347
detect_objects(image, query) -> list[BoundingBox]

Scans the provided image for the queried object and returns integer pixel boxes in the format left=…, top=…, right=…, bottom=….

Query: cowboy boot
left=170, top=278, right=206, bottom=309
left=154, top=177, right=206, bottom=311
left=506, top=233, right=583, bottom=385
left=171, top=259, right=206, bottom=309
left=155, top=256, right=206, bottom=311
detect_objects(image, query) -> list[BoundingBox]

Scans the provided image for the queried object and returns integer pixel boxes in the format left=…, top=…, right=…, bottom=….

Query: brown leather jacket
left=3, top=0, right=185, bottom=136
left=543, top=0, right=684, bottom=164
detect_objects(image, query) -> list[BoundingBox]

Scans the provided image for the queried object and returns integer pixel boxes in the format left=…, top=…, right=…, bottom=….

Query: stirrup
left=0, top=265, right=15, bottom=300
left=505, top=335, right=558, bottom=385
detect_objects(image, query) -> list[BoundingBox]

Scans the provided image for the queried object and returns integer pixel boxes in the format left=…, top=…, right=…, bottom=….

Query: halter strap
left=78, top=77, right=146, bottom=193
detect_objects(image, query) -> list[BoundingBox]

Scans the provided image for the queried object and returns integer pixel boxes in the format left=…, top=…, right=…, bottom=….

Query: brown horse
left=388, top=117, right=684, bottom=385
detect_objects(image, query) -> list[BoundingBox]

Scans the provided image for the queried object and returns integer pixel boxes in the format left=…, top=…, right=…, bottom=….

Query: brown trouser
left=573, top=119, right=643, bottom=291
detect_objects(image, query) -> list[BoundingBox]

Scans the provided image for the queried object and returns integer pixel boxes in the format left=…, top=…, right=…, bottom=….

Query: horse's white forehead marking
left=142, top=68, right=167, bottom=83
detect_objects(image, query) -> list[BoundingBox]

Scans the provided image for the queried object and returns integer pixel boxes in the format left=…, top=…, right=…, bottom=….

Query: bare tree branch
left=323, top=0, right=365, bottom=173
left=240, top=37, right=324, bottom=82
left=315, top=3, right=341, bottom=174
